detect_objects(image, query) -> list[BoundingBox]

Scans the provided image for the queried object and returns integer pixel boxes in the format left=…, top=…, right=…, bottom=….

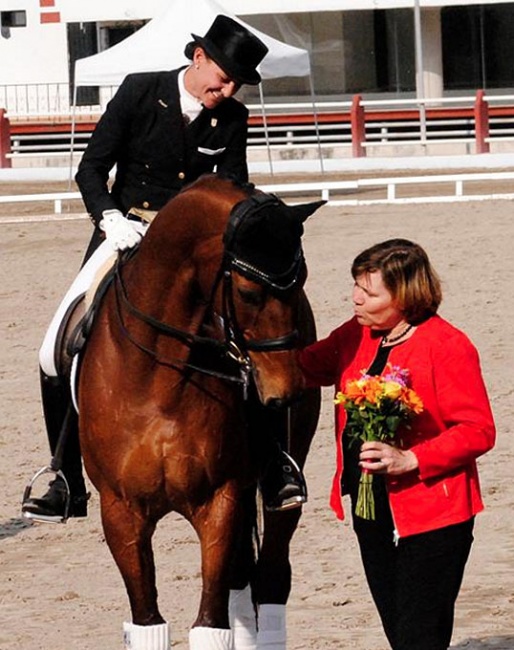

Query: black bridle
left=112, top=193, right=304, bottom=396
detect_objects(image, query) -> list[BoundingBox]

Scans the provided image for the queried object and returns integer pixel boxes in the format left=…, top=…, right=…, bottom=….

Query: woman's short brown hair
left=351, top=238, right=442, bottom=324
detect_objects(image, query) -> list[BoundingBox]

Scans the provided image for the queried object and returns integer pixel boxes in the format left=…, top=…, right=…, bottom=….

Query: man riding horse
left=22, top=15, right=307, bottom=523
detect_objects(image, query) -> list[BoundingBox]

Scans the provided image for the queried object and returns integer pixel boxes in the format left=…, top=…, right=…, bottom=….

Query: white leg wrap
left=123, top=621, right=170, bottom=650
left=189, top=626, right=234, bottom=650
left=256, top=604, right=286, bottom=650
left=229, top=585, right=257, bottom=650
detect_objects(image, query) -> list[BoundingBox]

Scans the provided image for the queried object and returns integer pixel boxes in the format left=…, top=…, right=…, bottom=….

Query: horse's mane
left=143, top=174, right=254, bottom=252
left=179, top=172, right=255, bottom=199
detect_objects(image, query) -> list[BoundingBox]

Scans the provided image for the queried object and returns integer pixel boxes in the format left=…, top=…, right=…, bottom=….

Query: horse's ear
left=289, top=200, right=326, bottom=223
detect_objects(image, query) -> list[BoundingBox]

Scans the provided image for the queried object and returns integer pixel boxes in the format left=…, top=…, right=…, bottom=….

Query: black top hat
left=185, top=15, right=268, bottom=86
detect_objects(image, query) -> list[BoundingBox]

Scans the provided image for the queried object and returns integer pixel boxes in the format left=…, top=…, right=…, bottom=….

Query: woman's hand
left=359, top=441, right=419, bottom=476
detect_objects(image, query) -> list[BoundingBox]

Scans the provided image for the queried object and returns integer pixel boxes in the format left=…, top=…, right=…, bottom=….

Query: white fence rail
left=2, top=172, right=514, bottom=222
left=265, top=171, right=514, bottom=205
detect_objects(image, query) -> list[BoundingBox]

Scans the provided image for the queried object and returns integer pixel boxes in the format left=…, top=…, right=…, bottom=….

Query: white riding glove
left=100, top=209, right=142, bottom=251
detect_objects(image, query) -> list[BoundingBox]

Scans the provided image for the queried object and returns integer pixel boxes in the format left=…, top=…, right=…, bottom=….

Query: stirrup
left=262, top=450, right=308, bottom=513
left=21, top=466, right=71, bottom=524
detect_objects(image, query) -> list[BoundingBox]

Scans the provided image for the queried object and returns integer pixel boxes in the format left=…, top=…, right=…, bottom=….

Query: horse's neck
left=127, top=224, right=221, bottom=338
left=124, top=186, right=235, bottom=341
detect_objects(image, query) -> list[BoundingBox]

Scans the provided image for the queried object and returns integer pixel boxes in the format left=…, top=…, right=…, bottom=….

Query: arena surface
left=1, top=179, right=512, bottom=649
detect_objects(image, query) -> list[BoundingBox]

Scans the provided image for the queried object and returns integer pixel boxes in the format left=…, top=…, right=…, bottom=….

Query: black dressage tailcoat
left=75, top=68, right=249, bottom=229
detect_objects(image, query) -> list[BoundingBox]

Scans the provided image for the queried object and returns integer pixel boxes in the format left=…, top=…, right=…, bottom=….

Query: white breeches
left=39, top=223, right=147, bottom=377
left=38, top=240, right=116, bottom=377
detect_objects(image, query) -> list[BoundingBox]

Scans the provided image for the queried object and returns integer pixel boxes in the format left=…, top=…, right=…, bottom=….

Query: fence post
left=351, top=94, right=366, bottom=158
left=474, top=90, right=490, bottom=154
left=0, top=109, right=12, bottom=168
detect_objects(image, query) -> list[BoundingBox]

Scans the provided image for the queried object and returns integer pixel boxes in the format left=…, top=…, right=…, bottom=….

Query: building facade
left=1, top=0, right=514, bottom=115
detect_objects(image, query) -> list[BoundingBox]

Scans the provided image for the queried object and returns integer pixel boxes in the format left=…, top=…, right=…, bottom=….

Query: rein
left=113, top=256, right=248, bottom=387
left=114, top=254, right=226, bottom=352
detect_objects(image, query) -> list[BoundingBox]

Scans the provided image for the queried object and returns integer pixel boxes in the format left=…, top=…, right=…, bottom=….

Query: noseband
left=113, top=193, right=304, bottom=394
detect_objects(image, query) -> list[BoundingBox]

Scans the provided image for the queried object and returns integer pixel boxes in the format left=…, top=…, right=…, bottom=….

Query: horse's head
left=220, top=192, right=325, bottom=407
left=112, top=175, right=323, bottom=409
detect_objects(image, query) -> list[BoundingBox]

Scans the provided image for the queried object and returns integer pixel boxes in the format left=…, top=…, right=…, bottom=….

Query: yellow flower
left=382, top=380, right=403, bottom=400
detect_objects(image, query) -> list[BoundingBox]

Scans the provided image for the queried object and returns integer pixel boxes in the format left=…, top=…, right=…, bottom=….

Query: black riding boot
left=258, top=408, right=308, bottom=512
left=22, top=368, right=90, bottom=522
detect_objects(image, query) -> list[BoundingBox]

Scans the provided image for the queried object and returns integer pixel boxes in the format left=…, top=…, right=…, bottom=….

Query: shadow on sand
left=453, top=637, right=514, bottom=649
left=0, top=517, right=32, bottom=540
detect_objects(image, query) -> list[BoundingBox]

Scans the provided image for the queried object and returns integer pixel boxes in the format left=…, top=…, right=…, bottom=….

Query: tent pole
left=414, top=0, right=427, bottom=148
left=258, top=83, right=274, bottom=178
left=308, top=71, right=324, bottom=175
left=68, top=82, right=78, bottom=192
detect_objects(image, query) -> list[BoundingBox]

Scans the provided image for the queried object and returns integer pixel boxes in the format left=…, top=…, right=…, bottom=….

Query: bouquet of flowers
left=334, top=364, right=424, bottom=520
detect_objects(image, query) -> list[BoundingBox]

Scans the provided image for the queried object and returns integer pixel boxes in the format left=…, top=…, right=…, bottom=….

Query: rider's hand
left=100, top=209, right=142, bottom=251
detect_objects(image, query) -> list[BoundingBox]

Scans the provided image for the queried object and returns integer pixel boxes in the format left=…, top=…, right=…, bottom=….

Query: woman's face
left=190, top=48, right=240, bottom=109
left=352, top=271, right=404, bottom=330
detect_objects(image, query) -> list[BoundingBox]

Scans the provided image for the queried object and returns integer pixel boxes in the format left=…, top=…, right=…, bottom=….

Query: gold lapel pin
left=211, top=118, right=218, bottom=128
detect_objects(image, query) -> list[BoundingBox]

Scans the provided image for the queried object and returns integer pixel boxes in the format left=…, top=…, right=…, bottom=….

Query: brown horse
left=77, top=174, right=323, bottom=649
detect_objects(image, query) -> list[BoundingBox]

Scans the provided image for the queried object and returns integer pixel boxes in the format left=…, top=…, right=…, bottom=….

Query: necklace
left=381, top=323, right=413, bottom=346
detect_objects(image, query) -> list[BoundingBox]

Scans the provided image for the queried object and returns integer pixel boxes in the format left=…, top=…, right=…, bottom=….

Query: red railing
left=0, top=109, right=12, bottom=168
left=1, top=90, right=514, bottom=167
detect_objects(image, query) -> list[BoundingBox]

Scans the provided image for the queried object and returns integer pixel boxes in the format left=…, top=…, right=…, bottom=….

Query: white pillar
left=418, top=7, right=443, bottom=100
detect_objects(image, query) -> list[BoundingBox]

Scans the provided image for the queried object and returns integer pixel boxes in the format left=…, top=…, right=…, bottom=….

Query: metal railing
left=0, top=83, right=111, bottom=120
left=3, top=84, right=514, bottom=158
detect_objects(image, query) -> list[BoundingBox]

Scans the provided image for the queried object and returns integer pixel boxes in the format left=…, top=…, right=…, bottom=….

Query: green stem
left=355, top=470, right=375, bottom=520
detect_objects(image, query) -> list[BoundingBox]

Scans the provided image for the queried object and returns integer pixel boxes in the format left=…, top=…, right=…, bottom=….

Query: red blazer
left=299, top=315, right=496, bottom=538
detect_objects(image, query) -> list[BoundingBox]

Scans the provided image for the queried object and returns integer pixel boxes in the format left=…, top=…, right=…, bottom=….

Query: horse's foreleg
left=229, top=584, right=258, bottom=650
left=255, top=508, right=301, bottom=604
left=227, top=487, right=258, bottom=649
left=254, top=389, right=321, bottom=649
left=99, top=490, right=168, bottom=648
left=253, top=508, right=303, bottom=650
left=189, top=484, right=243, bottom=650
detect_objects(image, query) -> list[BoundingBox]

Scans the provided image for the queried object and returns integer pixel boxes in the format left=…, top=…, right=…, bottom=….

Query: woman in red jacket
left=299, top=238, right=495, bottom=650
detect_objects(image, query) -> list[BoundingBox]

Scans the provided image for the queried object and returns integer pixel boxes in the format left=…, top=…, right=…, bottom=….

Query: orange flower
left=401, top=387, right=424, bottom=414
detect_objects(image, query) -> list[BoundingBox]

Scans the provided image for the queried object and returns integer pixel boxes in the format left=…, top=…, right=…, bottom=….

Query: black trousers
left=351, top=482, right=474, bottom=650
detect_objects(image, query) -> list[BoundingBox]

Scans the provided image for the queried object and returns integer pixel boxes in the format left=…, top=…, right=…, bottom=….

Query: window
left=68, top=23, right=100, bottom=106
left=1, top=10, right=27, bottom=28
left=442, top=4, right=514, bottom=90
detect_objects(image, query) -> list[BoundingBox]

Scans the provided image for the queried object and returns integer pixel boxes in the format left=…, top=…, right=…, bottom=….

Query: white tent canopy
left=223, top=0, right=514, bottom=11
left=74, top=0, right=311, bottom=87
left=61, top=0, right=514, bottom=22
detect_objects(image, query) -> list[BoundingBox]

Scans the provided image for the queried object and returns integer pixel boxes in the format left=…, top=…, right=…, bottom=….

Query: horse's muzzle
left=264, top=392, right=305, bottom=410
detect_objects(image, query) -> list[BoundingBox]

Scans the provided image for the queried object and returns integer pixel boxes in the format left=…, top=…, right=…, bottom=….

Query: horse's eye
left=237, top=287, right=263, bottom=307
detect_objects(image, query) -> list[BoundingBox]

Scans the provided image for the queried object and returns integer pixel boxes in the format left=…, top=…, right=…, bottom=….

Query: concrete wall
left=0, top=0, right=68, bottom=85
